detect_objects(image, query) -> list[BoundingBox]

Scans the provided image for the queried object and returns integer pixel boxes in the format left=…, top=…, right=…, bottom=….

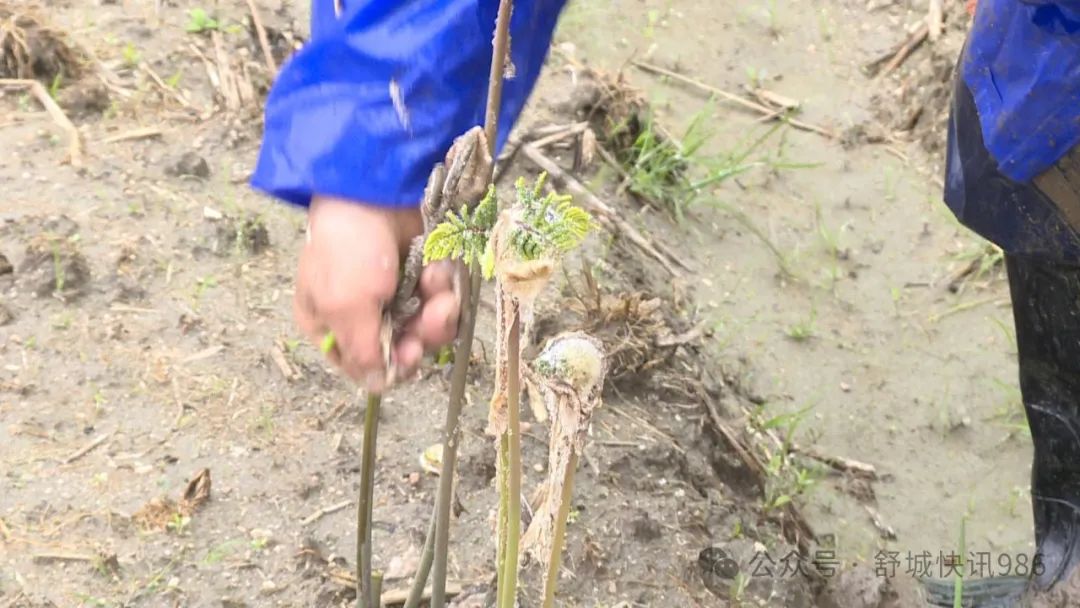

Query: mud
left=0, top=1, right=1038, bottom=607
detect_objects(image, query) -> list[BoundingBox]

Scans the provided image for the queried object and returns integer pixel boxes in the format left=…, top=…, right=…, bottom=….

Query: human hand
left=294, top=196, right=460, bottom=391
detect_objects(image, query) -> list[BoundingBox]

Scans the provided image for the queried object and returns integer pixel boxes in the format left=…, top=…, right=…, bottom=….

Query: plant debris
left=132, top=468, right=212, bottom=532
left=0, top=6, right=83, bottom=82
left=536, top=264, right=703, bottom=399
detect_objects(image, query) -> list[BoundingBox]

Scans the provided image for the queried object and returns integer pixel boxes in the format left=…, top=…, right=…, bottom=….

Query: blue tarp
left=251, top=0, right=567, bottom=209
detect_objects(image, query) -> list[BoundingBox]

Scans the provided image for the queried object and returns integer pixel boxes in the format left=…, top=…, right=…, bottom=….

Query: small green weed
left=166, top=513, right=191, bottom=535
left=785, top=307, right=817, bottom=342
left=48, top=73, right=62, bottom=99
left=185, top=8, right=220, bottom=33
left=612, top=104, right=769, bottom=222
left=121, top=43, right=141, bottom=67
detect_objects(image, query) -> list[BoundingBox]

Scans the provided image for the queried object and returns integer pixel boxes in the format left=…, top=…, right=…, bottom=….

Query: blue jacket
left=944, top=1, right=1080, bottom=262
left=961, top=0, right=1080, bottom=183
left=251, top=0, right=567, bottom=209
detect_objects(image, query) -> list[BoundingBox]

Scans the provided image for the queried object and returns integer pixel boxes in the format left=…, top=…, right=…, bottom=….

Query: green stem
left=358, top=393, right=381, bottom=608
left=542, top=452, right=579, bottom=608
left=495, top=433, right=510, bottom=598
left=372, top=571, right=384, bottom=608
left=428, top=0, right=514, bottom=602
left=497, top=312, right=523, bottom=608
left=402, top=505, right=437, bottom=608
left=484, top=0, right=515, bottom=162
left=430, top=269, right=483, bottom=608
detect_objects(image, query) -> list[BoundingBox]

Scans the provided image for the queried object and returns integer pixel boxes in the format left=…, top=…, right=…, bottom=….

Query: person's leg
left=1007, top=254, right=1080, bottom=592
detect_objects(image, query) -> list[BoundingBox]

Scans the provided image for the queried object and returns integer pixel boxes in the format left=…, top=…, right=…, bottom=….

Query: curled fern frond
left=505, top=173, right=593, bottom=262
left=473, top=185, right=499, bottom=232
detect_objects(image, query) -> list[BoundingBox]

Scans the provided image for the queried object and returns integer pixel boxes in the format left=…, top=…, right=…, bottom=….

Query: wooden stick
left=210, top=32, right=240, bottom=110
left=631, top=61, right=835, bottom=139
left=270, top=345, right=298, bottom=381
left=520, top=144, right=683, bottom=277
left=928, top=0, right=944, bottom=41
left=32, top=552, right=95, bottom=564
left=865, top=505, right=897, bottom=540
left=750, top=88, right=800, bottom=112
left=874, top=23, right=929, bottom=78
left=793, top=445, right=877, bottom=479
left=62, top=432, right=111, bottom=464
left=0, top=79, right=82, bottom=166
left=703, top=396, right=767, bottom=484
left=244, top=0, right=278, bottom=74
left=301, top=499, right=352, bottom=526
left=529, top=122, right=588, bottom=150
left=139, top=63, right=195, bottom=110
left=702, top=393, right=815, bottom=554
left=101, top=127, right=162, bottom=145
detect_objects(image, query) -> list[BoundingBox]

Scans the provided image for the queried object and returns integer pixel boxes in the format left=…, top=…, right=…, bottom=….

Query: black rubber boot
left=921, top=256, right=1080, bottom=608
left=1006, top=255, right=1080, bottom=594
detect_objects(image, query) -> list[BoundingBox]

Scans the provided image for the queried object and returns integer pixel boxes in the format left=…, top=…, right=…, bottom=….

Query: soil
left=0, top=1, right=1034, bottom=607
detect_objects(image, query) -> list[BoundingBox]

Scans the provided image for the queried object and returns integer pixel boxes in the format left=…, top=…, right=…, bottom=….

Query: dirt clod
left=57, top=80, right=110, bottom=118
left=212, top=213, right=271, bottom=255
left=817, top=565, right=891, bottom=608
left=17, top=233, right=90, bottom=299
left=0, top=251, right=12, bottom=275
left=0, top=302, right=12, bottom=326
left=168, top=151, right=211, bottom=179
left=631, top=511, right=663, bottom=542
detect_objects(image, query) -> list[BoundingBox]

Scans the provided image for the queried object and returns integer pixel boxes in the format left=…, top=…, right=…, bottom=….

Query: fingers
left=295, top=197, right=465, bottom=390
left=297, top=197, right=410, bottom=390
left=326, top=298, right=387, bottom=387
left=419, top=260, right=455, bottom=298
left=391, top=336, right=425, bottom=382
left=415, top=291, right=460, bottom=348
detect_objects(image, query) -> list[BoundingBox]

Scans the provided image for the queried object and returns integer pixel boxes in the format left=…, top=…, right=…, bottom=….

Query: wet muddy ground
left=0, top=1, right=1031, bottom=607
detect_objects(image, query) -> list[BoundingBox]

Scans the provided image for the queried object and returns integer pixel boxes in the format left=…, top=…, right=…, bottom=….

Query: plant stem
left=372, top=571, right=384, bottom=608
left=430, top=269, right=483, bottom=608
left=485, top=0, right=514, bottom=162
left=542, top=453, right=578, bottom=608
left=496, top=432, right=510, bottom=597
left=498, top=312, right=523, bottom=608
left=429, top=1, right=514, bottom=604
left=358, top=393, right=381, bottom=608
left=402, top=506, right=436, bottom=608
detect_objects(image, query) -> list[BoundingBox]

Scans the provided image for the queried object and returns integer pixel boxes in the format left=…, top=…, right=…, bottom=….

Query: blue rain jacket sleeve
left=250, top=0, right=568, bottom=209
left=960, top=0, right=1080, bottom=183
left=943, top=0, right=1080, bottom=262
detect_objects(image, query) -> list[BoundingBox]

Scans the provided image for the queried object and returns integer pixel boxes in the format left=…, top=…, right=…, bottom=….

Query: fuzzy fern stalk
left=423, top=173, right=591, bottom=607
left=483, top=175, right=593, bottom=608
left=521, top=333, right=607, bottom=608
left=408, top=4, right=514, bottom=604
